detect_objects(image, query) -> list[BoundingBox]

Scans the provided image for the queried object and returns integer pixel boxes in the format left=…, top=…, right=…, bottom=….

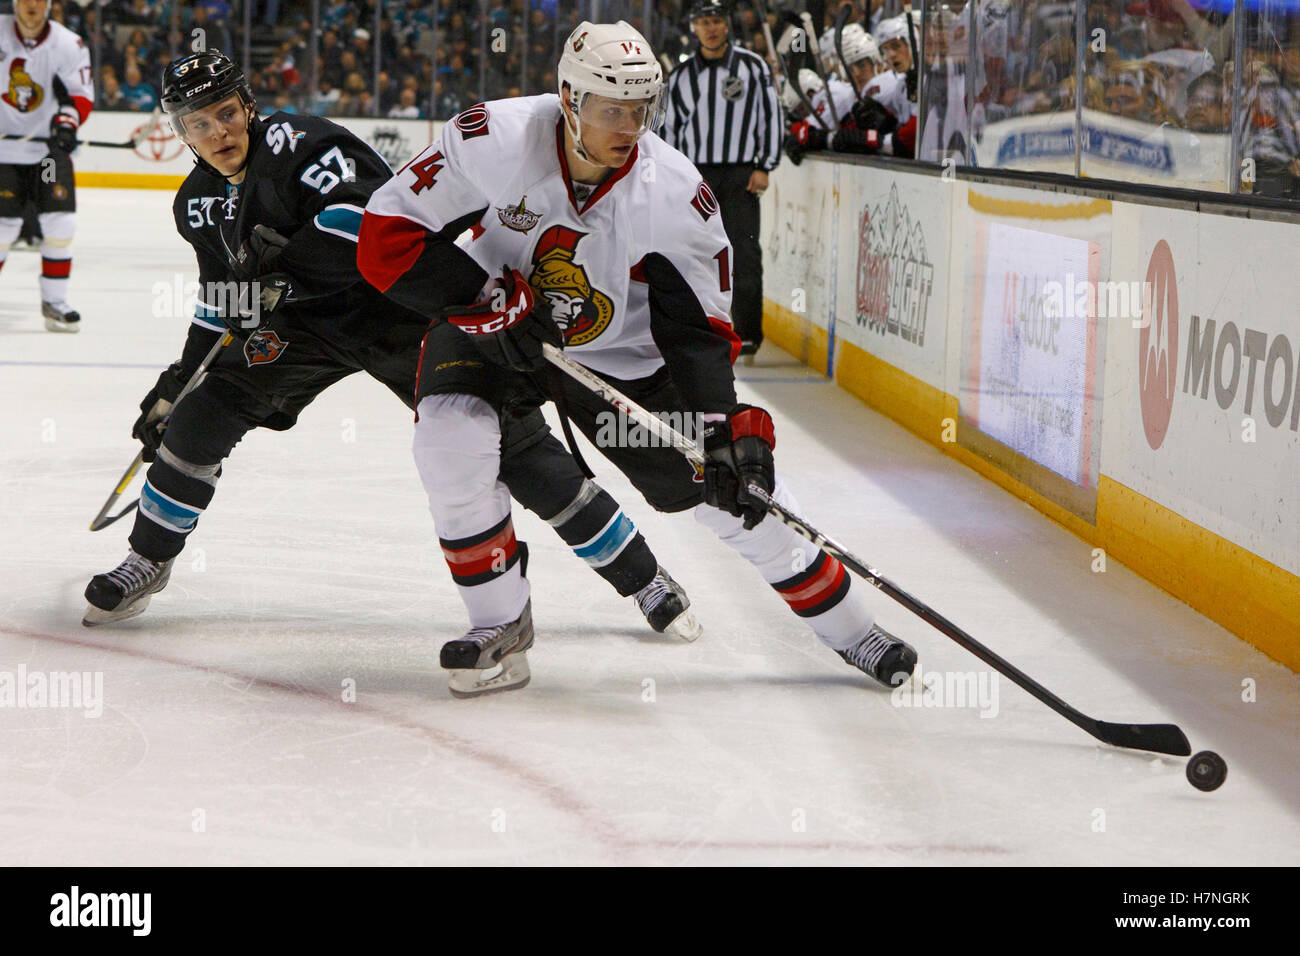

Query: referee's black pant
left=699, top=163, right=763, bottom=351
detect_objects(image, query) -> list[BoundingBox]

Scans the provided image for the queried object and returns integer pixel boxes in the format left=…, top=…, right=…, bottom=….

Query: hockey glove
left=48, top=112, right=78, bottom=154
left=702, top=405, right=776, bottom=530
left=443, top=266, right=562, bottom=373
left=132, top=362, right=188, bottom=462
left=230, top=225, right=291, bottom=282
left=783, top=121, right=828, bottom=165
left=782, top=132, right=806, bottom=166
left=850, top=96, right=899, bottom=136
left=227, top=273, right=293, bottom=338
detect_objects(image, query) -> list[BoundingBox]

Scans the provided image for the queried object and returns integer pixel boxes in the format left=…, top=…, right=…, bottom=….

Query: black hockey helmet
left=688, top=1, right=730, bottom=21
left=161, top=49, right=255, bottom=141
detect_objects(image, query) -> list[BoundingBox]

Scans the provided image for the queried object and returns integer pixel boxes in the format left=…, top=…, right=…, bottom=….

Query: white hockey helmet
left=797, top=67, right=825, bottom=98
left=874, top=13, right=918, bottom=48
left=558, top=20, right=665, bottom=159
left=779, top=69, right=823, bottom=117
left=841, top=24, right=884, bottom=68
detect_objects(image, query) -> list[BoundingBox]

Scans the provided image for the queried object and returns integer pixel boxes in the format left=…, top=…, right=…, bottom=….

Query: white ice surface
left=1, top=189, right=1297, bottom=866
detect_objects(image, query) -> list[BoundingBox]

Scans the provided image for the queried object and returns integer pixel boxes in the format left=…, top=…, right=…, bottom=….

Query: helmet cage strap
left=563, top=85, right=594, bottom=163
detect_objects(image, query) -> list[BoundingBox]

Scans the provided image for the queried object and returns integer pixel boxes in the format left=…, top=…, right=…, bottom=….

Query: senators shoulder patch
left=454, top=104, right=490, bottom=140
left=691, top=181, right=719, bottom=221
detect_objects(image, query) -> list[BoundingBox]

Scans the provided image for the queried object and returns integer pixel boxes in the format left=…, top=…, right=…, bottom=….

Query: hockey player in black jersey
left=82, top=50, right=699, bottom=645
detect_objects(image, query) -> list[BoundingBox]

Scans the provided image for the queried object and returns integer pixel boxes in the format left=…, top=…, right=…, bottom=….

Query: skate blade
left=664, top=607, right=703, bottom=642
left=82, top=594, right=151, bottom=627
left=447, top=653, right=531, bottom=698
left=45, top=317, right=80, bottom=334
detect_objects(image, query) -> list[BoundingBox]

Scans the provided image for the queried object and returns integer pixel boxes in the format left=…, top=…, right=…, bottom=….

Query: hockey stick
left=89, top=332, right=234, bottom=532
left=773, top=19, right=833, bottom=132
left=833, top=3, right=863, bottom=102
left=4, top=106, right=163, bottom=150
left=541, top=343, right=1193, bottom=758
left=902, top=1, right=921, bottom=100
left=748, top=0, right=786, bottom=84
left=749, top=0, right=828, bottom=132
left=799, top=10, right=841, bottom=130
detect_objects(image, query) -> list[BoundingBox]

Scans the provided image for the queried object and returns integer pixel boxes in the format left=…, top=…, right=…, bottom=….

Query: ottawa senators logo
left=2, top=59, right=43, bottom=112
left=529, top=225, right=614, bottom=347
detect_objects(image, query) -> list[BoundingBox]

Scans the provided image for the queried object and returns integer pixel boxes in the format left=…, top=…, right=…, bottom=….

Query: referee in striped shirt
left=663, top=0, right=782, bottom=358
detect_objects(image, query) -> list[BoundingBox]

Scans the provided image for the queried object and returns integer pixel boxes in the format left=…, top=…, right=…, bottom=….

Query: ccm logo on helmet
left=186, top=81, right=213, bottom=97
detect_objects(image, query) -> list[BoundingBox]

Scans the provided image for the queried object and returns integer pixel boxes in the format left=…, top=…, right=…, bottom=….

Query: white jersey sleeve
left=638, top=156, right=740, bottom=412
left=357, top=105, right=500, bottom=314
left=863, top=70, right=913, bottom=125
left=828, top=77, right=857, bottom=125
left=52, top=25, right=93, bottom=125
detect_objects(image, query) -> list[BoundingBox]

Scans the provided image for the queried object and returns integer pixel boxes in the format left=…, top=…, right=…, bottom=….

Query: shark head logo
left=1138, top=240, right=1178, bottom=451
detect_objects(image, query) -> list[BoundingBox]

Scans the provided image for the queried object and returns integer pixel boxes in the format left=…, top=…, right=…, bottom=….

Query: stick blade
left=1093, top=721, right=1191, bottom=756
left=89, top=499, right=139, bottom=532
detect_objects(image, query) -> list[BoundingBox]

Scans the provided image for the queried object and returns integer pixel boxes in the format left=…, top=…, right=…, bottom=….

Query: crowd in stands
left=54, top=1, right=896, bottom=121
left=39, top=0, right=1300, bottom=196
left=921, top=0, right=1300, bottom=195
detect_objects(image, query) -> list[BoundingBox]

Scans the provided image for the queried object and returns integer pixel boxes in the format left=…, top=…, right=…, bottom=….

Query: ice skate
left=838, top=623, right=917, bottom=688
left=635, top=565, right=702, bottom=641
left=441, top=600, right=535, bottom=698
left=83, top=551, right=174, bottom=626
left=42, top=301, right=80, bottom=334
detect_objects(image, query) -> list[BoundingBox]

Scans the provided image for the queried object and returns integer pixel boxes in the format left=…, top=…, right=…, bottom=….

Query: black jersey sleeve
left=639, top=174, right=741, bottom=414
left=642, top=252, right=739, bottom=414
left=169, top=181, right=230, bottom=374
left=245, top=114, right=396, bottom=299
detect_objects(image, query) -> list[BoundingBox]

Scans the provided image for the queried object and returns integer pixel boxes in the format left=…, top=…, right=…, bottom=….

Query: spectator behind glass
left=121, top=62, right=158, bottom=112
left=191, top=7, right=233, bottom=58
left=313, top=75, right=341, bottom=116
left=1185, top=70, right=1227, bottom=133
left=388, top=86, right=421, bottom=119
left=100, top=70, right=125, bottom=110
left=124, top=0, right=158, bottom=26
left=1103, top=63, right=1147, bottom=121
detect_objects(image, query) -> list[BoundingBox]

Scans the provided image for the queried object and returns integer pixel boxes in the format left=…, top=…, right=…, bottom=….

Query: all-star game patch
left=497, top=195, right=541, bottom=233
left=244, top=330, right=289, bottom=366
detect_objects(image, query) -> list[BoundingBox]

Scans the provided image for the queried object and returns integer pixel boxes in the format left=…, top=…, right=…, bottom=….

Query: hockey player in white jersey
left=358, top=21, right=918, bottom=698
left=0, top=0, right=92, bottom=332
left=785, top=24, right=917, bottom=163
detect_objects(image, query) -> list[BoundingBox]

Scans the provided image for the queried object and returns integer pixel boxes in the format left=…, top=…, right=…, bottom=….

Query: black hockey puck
left=1186, top=750, right=1227, bottom=792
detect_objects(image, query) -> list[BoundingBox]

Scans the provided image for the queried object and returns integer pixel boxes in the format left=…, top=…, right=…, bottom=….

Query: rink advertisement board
left=1106, top=206, right=1300, bottom=578
left=963, top=220, right=1101, bottom=488
left=762, top=160, right=838, bottom=338
left=833, top=172, right=950, bottom=391
left=974, top=108, right=1231, bottom=194
left=75, top=111, right=437, bottom=184
left=961, top=189, right=1108, bottom=492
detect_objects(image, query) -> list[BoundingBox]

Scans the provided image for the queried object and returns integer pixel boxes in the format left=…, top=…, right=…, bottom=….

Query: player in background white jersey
left=0, top=0, right=92, bottom=332
left=358, top=21, right=918, bottom=698
left=784, top=23, right=917, bottom=163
